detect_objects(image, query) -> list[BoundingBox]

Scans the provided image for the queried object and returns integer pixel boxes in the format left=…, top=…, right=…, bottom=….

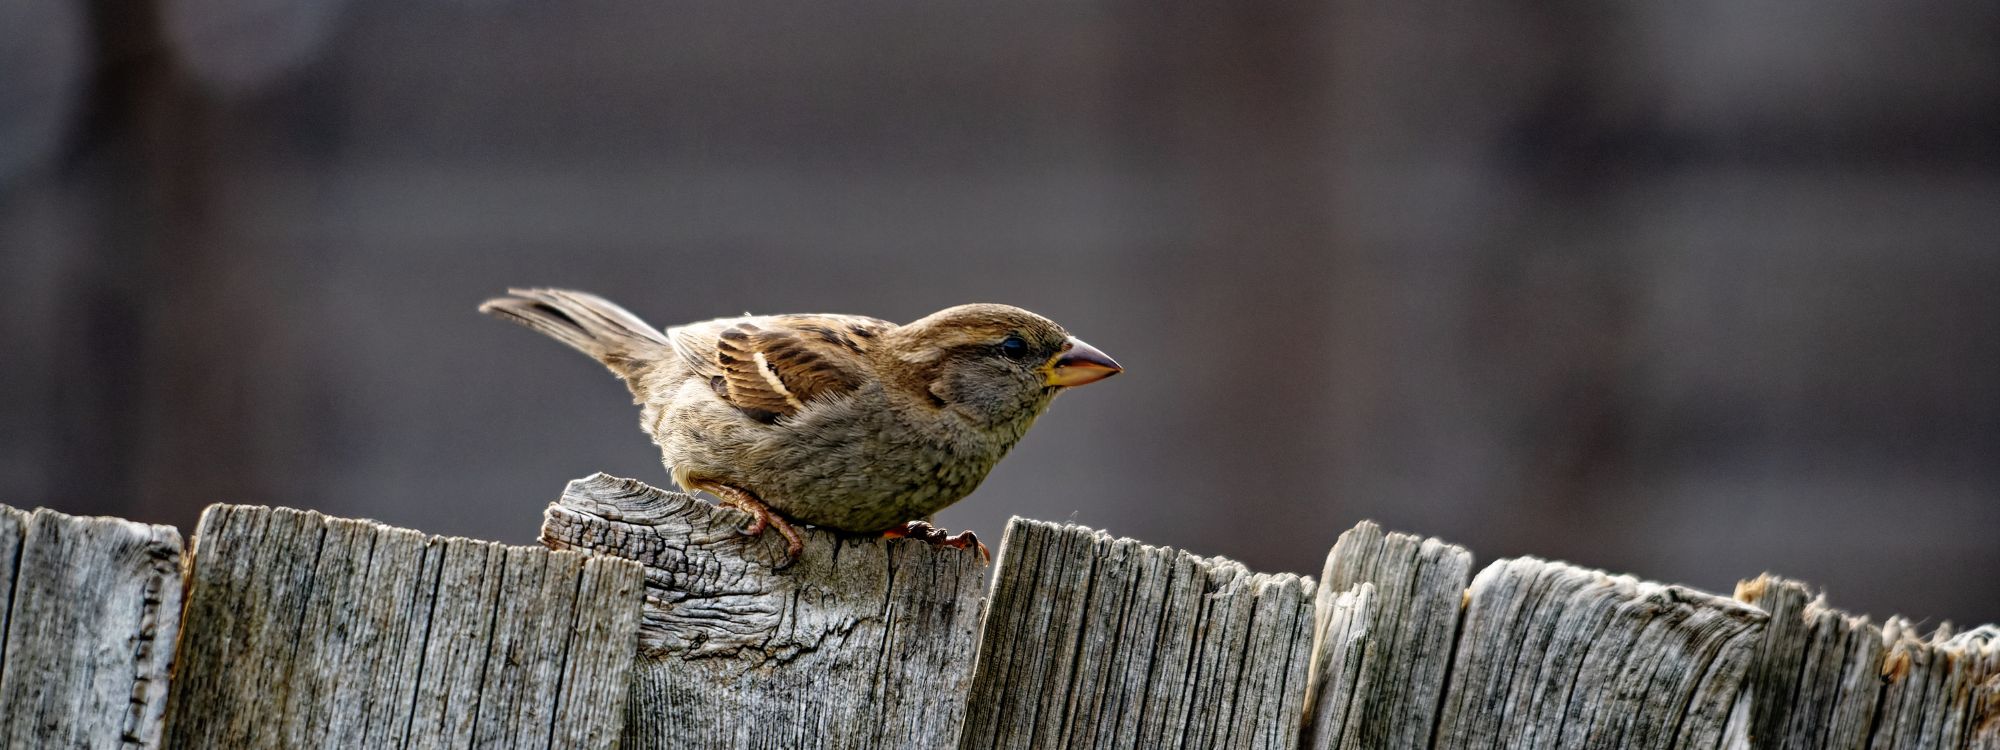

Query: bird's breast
left=654, top=385, right=1008, bottom=533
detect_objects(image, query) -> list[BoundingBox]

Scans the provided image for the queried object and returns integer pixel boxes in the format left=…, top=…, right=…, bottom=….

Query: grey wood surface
left=162, top=503, right=643, bottom=749
left=1303, top=581, right=1374, bottom=750
left=1430, top=556, right=1768, bottom=750
left=1869, top=619, right=1999, bottom=750
left=1304, top=521, right=1473, bottom=750
left=539, top=473, right=988, bottom=750
left=960, top=518, right=1315, bottom=750
left=1725, top=573, right=2000, bottom=750
left=0, top=505, right=184, bottom=750
left=1, top=496, right=1993, bottom=750
left=1729, top=575, right=1886, bottom=750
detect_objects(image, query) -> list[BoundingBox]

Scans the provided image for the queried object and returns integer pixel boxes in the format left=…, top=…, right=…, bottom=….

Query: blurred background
left=3, top=1, right=1996, bottom=624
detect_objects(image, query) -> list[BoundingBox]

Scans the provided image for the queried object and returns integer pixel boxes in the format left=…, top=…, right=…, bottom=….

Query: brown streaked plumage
left=479, top=288, right=1121, bottom=564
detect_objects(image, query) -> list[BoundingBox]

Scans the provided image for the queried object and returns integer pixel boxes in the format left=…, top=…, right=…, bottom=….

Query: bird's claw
left=743, top=513, right=805, bottom=569
left=883, top=521, right=991, bottom=563
left=712, top=485, right=805, bottom=568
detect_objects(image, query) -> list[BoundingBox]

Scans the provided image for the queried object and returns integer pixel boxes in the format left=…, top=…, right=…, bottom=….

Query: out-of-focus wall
left=3, top=0, right=1996, bottom=623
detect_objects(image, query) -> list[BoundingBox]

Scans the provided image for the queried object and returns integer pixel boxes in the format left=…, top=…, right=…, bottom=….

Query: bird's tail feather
left=479, top=288, right=671, bottom=383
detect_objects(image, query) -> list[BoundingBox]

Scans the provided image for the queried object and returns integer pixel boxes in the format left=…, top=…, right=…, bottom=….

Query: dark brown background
left=4, top=0, right=1996, bottom=624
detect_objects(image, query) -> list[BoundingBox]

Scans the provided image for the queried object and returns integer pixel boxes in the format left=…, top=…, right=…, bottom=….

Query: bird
left=479, top=288, right=1122, bottom=564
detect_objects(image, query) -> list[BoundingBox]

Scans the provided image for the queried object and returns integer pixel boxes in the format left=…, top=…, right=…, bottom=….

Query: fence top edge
left=0, top=502, right=184, bottom=548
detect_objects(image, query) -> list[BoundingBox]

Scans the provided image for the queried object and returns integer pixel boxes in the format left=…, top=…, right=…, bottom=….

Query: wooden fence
left=1, top=475, right=1994, bottom=749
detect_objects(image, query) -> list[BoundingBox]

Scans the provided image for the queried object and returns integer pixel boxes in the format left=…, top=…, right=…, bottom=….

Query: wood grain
left=1728, top=575, right=1886, bottom=750
left=540, top=473, right=987, bottom=750
left=1303, top=581, right=1374, bottom=750
left=1432, top=556, right=1767, bottom=750
left=162, top=503, right=643, bottom=749
left=960, top=518, right=1315, bottom=750
left=2, top=495, right=1995, bottom=750
left=1869, top=618, right=1999, bottom=749
left=0, top=505, right=184, bottom=750
left=1304, top=521, right=1473, bottom=750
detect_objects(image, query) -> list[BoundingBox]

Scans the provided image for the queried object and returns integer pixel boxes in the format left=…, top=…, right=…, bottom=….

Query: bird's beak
left=1045, top=337, right=1122, bottom=387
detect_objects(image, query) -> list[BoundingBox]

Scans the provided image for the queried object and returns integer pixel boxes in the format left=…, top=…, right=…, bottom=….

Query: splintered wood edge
left=1733, top=572, right=2000, bottom=749
left=990, top=516, right=1314, bottom=588
left=1296, top=526, right=2000, bottom=750
left=1874, top=617, right=2000, bottom=746
left=1733, top=574, right=1820, bottom=748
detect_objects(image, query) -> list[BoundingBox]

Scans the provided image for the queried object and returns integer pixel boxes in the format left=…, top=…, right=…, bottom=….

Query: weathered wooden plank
left=1725, top=575, right=2000, bottom=750
left=163, top=503, right=643, bottom=749
left=539, top=473, right=987, bottom=750
left=960, top=518, right=1315, bottom=750
left=1303, top=520, right=1473, bottom=750
left=405, top=532, right=503, bottom=745
left=1726, top=575, right=1885, bottom=750
left=1431, top=557, right=1767, bottom=750
left=1806, top=603, right=1889, bottom=750
left=1736, top=575, right=1810, bottom=749
left=0, top=505, right=184, bottom=749
left=1304, top=582, right=1374, bottom=749
left=1869, top=619, right=2000, bottom=750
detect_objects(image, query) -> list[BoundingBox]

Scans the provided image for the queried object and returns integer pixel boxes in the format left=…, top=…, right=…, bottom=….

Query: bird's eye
left=998, top=335, right=1032, bottom=360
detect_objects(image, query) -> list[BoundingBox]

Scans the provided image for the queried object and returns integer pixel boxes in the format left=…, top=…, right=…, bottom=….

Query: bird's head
left=886, top=303, right=1121, bottom=433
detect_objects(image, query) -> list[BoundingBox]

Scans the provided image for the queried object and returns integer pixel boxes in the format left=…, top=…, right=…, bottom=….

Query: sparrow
left=480, top=288, right=1121, bottom=564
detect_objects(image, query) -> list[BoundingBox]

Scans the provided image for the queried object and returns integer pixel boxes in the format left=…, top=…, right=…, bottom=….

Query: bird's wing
left=667, top=313, right=893, bottom=423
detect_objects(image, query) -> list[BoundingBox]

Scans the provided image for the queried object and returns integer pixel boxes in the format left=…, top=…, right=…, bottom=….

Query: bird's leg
left=883, top=520, right=990, bottom=563
left=710, top=484, right=805, bottom=565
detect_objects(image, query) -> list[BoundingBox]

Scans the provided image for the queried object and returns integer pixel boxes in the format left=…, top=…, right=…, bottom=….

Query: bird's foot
left=712, top=485, right=805, bottom=567
left=883, top=521, right=990, bottom=563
